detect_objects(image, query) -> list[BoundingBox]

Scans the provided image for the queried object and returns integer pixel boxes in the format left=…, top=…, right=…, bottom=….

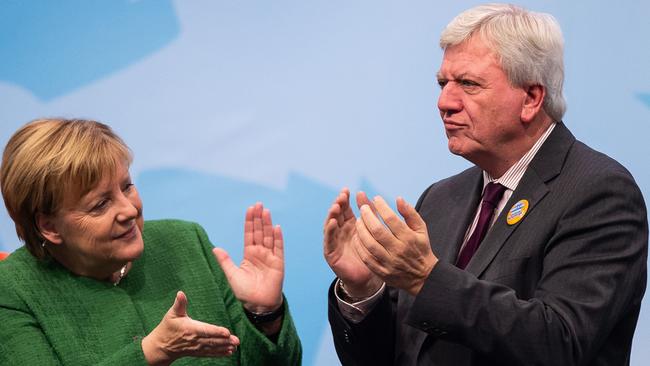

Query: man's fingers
left=323, top=217, right=341, bottom=255
left=324, top=203, right=343, bottom=229
left=356, top=210, right=392, bottom=261
left=371, top=196, right=413, bottom=238
left=354, top=218, right=391, bottom=277
left=359, top=204, right=401, bottom=250
left=355, top=191, right=374, bottom=212
left=338, top=188, right=356, bottom=221
left=357, top=192, right=385, bottom=224
left=396, top=197, right=427, bottom=232
left=325, top=188, right=355, bottom=229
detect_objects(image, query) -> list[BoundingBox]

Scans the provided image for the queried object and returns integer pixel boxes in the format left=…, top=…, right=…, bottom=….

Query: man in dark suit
left=323, top=3, right=648, bottom=365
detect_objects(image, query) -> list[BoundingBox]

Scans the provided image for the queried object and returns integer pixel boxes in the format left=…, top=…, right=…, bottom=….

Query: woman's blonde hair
left=1, top=118, right=132, bottom=259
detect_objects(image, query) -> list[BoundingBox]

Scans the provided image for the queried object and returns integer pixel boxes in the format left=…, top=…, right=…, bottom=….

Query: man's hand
left=213, top=203, right=284, bottom=315
left=355, top=195, right=438, bottom=296
left=323, top=188, right=383, bottom=298
left=142, top=291, right=240, bottom=366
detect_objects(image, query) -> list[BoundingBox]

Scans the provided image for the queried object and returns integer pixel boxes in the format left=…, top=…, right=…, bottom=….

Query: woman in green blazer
left=0, top=118, right=301, bottom=365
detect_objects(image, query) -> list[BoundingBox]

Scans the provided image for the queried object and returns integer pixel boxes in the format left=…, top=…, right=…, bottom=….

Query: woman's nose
left=116, top=193, right=138, bottom=222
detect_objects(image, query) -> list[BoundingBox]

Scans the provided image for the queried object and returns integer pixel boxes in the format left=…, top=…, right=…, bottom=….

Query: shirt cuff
left=334, top=279, right=386, bottom=323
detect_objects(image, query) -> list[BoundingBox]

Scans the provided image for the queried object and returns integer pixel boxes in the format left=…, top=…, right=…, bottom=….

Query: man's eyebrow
left=446, top=72, right=487, bottom=83
left=436, top=72, right=474, bottom=80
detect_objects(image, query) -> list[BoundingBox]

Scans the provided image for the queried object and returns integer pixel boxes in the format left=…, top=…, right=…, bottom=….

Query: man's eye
left=123, top=183, right=134, bottom=192
left=458, top=79, right=479, bottom=87
left=437, top=79, right=448, bottom=89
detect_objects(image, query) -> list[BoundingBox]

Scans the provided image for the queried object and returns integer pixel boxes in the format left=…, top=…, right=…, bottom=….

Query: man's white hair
left=440, top=3, right=566, bottom=122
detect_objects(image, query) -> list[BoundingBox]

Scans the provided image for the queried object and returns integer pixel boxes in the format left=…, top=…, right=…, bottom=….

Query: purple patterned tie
left=456, top=182, right=507, bottom=269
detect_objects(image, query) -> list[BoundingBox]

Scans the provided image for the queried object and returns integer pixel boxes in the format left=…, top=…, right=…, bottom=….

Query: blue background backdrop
left=1, top=1, right=648, bottom=364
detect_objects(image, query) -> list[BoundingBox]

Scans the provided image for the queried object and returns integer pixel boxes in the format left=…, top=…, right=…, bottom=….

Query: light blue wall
left=1, top=1, right=648, bottom=364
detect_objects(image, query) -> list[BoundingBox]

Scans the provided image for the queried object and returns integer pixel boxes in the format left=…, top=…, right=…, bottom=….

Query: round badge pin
left=507, top=199, right=529, bottom=225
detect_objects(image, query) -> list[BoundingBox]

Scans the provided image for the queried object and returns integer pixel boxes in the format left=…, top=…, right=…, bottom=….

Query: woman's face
left=43, top=161, right=144, bottom=277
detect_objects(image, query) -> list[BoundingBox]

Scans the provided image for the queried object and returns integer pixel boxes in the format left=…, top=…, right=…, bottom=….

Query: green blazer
left=0, top=219, right=302, bottom=365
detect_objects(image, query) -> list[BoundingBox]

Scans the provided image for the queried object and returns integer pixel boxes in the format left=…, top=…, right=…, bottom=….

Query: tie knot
left=482, top=182, right=506, bottom=207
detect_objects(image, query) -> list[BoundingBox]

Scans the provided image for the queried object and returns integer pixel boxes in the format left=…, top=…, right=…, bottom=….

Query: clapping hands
left=212, top=202, right=284, bottom=313
left=324, top=188, right=437, bottom=298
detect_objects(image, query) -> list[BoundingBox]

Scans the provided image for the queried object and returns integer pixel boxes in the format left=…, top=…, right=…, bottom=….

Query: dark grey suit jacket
left=328, top=123, right=648, bottom=365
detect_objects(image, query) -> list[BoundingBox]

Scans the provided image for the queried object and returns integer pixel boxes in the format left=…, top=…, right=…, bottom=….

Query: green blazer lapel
left=464, top=123, right=576, bottom=277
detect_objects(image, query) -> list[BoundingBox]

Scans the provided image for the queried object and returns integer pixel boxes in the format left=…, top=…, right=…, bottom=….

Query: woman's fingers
left=152, top=293, right=241, bottom=361
left=253, top=203, right=264, bottom=246
left=262, top=208, right=274, bottom=249
left=170, top=291, right=188, bottom=317
left=244, top=206, right=254, bottom=247
left=193, top=322, right=239, bottom=356
left=191, top=320, right=236, bottom=341
left=273, top=225, right=284, bottom=257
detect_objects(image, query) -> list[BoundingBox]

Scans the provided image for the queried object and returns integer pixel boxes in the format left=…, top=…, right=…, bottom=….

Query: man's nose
left=437, top=83, right=463, bottom=116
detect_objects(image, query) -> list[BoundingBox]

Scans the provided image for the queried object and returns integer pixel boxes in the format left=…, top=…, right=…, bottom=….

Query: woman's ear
left=521, top=84, right=546, bottom=123
left=35, top=213, right=63, bottom=245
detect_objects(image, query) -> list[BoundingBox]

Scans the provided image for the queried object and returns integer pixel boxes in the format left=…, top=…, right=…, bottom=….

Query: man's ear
left=521, top=84, right=546, bottom=123
left=36, top=213, right=63, bottom=245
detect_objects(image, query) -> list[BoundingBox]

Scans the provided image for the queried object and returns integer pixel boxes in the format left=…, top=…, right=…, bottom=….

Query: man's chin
left=447, top=139, right=466, bottom=157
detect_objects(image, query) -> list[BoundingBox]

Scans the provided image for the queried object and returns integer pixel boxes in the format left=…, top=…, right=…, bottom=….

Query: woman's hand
left=213, top=203, right=284, bottom=314
left=142, top=291, right=240, bottom=366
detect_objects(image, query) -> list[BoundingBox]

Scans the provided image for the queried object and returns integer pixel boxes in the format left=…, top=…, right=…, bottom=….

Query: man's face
left=437, top=36, right=528, bottom=166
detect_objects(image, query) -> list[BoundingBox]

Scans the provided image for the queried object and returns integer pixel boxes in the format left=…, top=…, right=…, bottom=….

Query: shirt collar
left=483, top=122, right=557, bottom=191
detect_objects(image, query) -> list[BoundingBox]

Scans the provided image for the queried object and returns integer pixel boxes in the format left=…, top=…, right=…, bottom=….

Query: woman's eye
left=123, top=183, right=134, bottom=192
left=91, top=199, right=109, bottom=212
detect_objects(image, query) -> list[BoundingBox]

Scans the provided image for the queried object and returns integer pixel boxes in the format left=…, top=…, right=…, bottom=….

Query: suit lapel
left=465, top=169, right=548, bottom=276
left=465, top=123, right=576, bottom=277
left=436, top=169, right=484, bottom=264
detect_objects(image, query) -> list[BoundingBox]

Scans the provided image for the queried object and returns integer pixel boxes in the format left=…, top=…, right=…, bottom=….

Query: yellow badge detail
left=507, top=199, right=529, bottom=225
